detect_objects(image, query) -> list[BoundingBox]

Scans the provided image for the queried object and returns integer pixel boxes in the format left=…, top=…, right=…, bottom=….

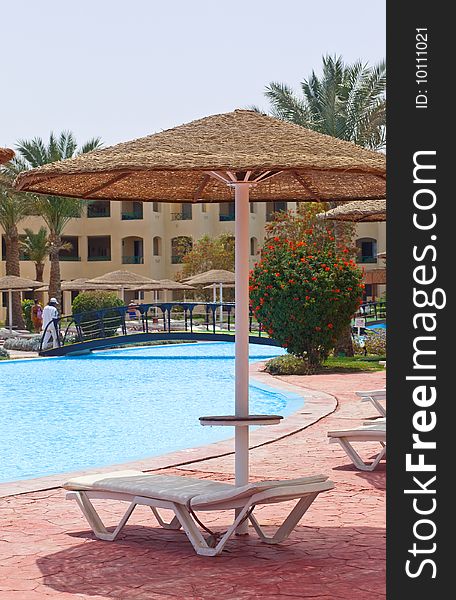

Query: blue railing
left=39, top=301, right=265, bottom=354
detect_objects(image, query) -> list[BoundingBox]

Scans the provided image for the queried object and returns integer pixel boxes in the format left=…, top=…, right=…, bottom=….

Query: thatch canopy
left=86, top=270, right=159, bottom=286
left=131, top=279, right=195, bottom=291
left=0, top=275, right=44, bottom=290
left=0, top=147, right=14, bottom=165
left=184, top=269, right=235, bottom=285
left=317, top=199, right=386, bottom=222
left=60, top=278, right=117, bottom=291
left=363, top=268, right=387, bottom=285
left=14, top=110, right=385, bottom=203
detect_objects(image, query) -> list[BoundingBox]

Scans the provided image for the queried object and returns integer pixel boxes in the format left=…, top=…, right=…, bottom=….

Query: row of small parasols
left=0, top=269, right=236, bottom=332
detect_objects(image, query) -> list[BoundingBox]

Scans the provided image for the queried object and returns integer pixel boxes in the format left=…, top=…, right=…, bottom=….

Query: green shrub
left=22, top=299, right=35, bottom=332
left=265, top=354, right=314, bottom=375
left=364, top=329, right=386, bottom=355
left=72, top=291, right=125, bottom=338
left=250, top=231, right=363, bottom=372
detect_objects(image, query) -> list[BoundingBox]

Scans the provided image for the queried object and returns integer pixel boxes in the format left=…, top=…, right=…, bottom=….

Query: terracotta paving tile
left=0, top=367, right=386, bottom=599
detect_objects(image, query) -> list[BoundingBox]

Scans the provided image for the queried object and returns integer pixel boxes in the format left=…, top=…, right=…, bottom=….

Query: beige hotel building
left=1, top=199, right=385, bottom=318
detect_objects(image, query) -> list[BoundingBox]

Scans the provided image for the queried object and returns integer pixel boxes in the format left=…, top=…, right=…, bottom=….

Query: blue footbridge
left=39, top=302, right=280, bottom=357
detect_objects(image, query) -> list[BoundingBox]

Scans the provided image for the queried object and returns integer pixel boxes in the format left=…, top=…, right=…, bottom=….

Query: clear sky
left=1, top=0, right=385, bottom=149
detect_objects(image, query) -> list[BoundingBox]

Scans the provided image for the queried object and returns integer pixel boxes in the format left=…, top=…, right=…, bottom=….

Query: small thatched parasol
left=60, top=278, right=117, bottom=291
left=86, top=270, right=160, bottom=300
left=0, top=148, right=14, bottom=165
left=317, top=199, right=386, bottom=222
left=14, top=109, right=386, bottom=504
left=185, top=270, right=236, bottom=327
left=184, top=269, right=235, bottom=286
left=0, top=275, right=44, bottom=332
left=131, top=279, right=195, bottom=291
left=363, top=268, right=387, bottom=285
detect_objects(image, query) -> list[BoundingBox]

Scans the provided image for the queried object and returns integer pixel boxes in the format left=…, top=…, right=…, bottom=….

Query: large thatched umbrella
left=0, top=275, right=43, bottom=332
left=15, top=109, right=386, bottom=500
left=86, top=270, right=159, bottom=301
left=0, top=148, right=14, bottom=165
left=316, top=199, right=386, bottom=222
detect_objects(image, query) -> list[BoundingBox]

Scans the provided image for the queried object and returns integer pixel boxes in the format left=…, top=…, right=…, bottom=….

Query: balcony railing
left=170, top=212, right=192, bottom=221
left=357, top=256, right=378, bottom=264
left=122, top=255, right=144, bottom=264
left=121, top=211, right=143, bottom=220
left=59, top=255, right=81, bottom=261
left=88, top=255, right=111, bottom=261
left=87, top=207, right=110, bottom=218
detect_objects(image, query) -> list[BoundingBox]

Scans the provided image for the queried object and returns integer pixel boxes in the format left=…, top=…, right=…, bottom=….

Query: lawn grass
left=322, top=355, right=386, bottom=372
left=265, top=353, right=385, bottom=375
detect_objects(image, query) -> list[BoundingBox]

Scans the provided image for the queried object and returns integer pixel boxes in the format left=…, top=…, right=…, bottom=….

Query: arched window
left=171, top=236, right=192, bottom=264
left=122, top=236, right=144, bottom=264
left=356, top=238, right=377, bottom=263
left=250, top=237, right=258, bottom=256
left=153, top=236, right=162, bottom=256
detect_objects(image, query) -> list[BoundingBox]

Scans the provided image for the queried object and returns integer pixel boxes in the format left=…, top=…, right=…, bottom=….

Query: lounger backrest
left=191, top=475, right=329, bottom=508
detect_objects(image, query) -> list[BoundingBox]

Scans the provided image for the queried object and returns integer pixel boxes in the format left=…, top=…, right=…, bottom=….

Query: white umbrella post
left=219, top=282, right=223, bottom=329
left=233, top=182, right=251, bottom=532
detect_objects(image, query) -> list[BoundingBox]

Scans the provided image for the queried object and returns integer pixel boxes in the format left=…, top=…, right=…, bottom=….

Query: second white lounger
left=64, top=470, right=334, bottom=556
left=356, top=389, right=386, bottom=417
left=328, top=423, right=386, bottom=471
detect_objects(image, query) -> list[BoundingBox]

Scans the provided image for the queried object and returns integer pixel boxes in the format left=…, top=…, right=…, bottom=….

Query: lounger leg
left=370, top=397, right=386, bottom=417
left=74, top=492, right=137, bottom=541
left=172, top=502, right=253, bottom=557
left=249, top=493, right=318, bottom=544
left=150, top=507, right=182, bottom=530
left=336, top=439, right=386, bottom=471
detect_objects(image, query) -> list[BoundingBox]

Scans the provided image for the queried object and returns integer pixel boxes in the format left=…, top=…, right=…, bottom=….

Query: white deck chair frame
left=66, top=480, right=333, bottom=557
left=328, top=428, right=386, bottom=471
left=356, top=389, right=386, bottom=418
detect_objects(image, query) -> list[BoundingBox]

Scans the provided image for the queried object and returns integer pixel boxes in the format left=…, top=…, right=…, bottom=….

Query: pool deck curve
left=0, top=362, right=386, bottom=599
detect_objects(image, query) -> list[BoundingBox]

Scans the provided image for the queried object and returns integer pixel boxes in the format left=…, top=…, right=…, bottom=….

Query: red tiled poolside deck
left=0, top=367, right=385, bottom=600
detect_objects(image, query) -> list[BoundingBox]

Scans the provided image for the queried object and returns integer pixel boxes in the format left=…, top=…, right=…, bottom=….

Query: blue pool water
left=0, top=342, right=301, bottom=483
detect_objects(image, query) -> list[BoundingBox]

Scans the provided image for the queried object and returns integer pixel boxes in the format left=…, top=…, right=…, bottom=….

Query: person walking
left=31, top=299, right=43, bottom=332
left=41, top=298, right=60, bottom=349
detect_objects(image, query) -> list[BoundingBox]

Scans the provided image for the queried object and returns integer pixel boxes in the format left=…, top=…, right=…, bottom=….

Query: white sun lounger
left=63, top=470, right=334, bottom=556
left=355, top=389, right=386, bottom=417
left=328, top=423, right=386, bottom=471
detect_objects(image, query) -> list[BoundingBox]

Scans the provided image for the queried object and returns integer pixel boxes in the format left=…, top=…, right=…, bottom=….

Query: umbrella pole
left=8, top=289, right=13, bottom=333
left=219, top=282, right=223, bottom=328
left=234, top=182, right=250, bottom=534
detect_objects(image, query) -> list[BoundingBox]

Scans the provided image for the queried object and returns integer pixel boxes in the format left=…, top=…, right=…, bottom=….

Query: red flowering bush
left=249, top=230, right=363, bottom=371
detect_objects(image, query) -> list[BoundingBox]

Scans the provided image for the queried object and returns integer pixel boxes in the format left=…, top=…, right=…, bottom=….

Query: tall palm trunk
left=35, top=262, right=44, bottom=282
left=5, top=227, right=26, bottom=330
left=34, top=262, right=45, bottom=304
left=48, top=237, right=62, bottom=305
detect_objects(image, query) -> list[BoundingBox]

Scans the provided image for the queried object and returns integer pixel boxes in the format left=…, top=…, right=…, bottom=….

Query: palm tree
left=256, top=55, right=386, bottom=355
left=20, top=226, right=51, bottom=282
left=5, top=132, right=102, bottom=304
left=0, top=177, right=28, bottom=329
left=258, top=55, right=386, bottom=150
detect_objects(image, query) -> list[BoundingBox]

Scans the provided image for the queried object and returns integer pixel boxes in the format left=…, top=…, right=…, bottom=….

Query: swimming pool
left=0, top=342, right=301, bottom=483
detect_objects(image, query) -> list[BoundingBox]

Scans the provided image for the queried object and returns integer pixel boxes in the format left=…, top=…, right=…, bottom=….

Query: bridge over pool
left=39, top=302, right=279, bottom=357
